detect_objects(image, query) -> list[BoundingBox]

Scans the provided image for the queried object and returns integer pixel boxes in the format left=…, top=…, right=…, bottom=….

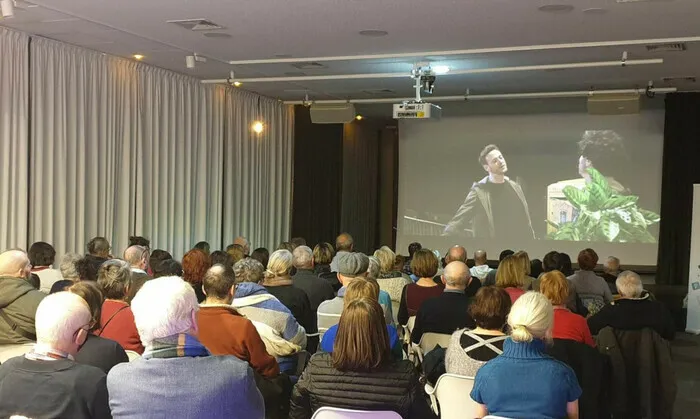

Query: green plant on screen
left=547, top=168, right=660, bottom=243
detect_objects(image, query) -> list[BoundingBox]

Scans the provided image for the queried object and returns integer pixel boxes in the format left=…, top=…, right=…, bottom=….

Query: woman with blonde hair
left=373, top=246, right=403, bottom=279
left=374, top=248, right=411, bottom=324
left=540, top=271, right=595, bottom=347
left=495, top=255, right=526, bottom=303
left=513, top=251, right=536, bottom=290
left=290, top=298, right=429, bottom=418
left=263, top=249, right=317, bottom=352
left=471, top=292, right=581, bottom=419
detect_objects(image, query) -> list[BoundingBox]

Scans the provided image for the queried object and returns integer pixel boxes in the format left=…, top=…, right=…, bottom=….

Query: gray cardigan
left=445, top=329, right=506, bottom=378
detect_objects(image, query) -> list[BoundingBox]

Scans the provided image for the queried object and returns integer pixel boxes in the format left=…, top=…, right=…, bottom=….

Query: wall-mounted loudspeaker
left=587, top=93, right=640, bottom=115
left=310, top=104, right=357, bottom=124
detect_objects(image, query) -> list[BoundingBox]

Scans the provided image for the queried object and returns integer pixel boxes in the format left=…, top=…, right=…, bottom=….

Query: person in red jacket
left=95, top=259, right=144, bottom=353
left=540, top=270, right=595, bottom=347
left=197, top=264, right=279, bottom=378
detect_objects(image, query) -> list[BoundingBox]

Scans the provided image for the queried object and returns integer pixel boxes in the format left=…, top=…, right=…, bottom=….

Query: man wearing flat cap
left=316, top=253, right=394, bottom=339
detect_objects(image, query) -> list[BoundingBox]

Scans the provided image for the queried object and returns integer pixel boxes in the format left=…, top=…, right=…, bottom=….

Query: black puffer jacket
left=289, top=353, right=431, bottom=419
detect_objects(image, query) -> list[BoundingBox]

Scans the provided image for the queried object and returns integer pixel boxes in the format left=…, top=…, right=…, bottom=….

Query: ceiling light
left=583, top=7, right=608, bottom=14
left=538, top=4, right=575, bottom=13
left=203, top=32, right=232, bottom=39
left=186, top=55, right=196, bottom=69
left=1, top=0, right=15, bottom=18
left=233, top=81, right=242, bottom=87
left=252, top=121, right=264, bottom=134
left=359, top=30, right=388, bottom=37
left=355, top=115, right=363, bottom=121
left=133, top=54, right=145, bottom=60
left=432, top=65, right=450, bottom=75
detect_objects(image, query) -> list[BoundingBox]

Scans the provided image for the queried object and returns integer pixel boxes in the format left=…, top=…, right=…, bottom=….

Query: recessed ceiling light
left=133, top=54, right=145, bottom=60
left=433, top=65, right=450, bottom=75
left=203, top=32, right=232, bottom=39
left=583, top=7, right=608, bottom=14
left=355, top=115, right=364, bottom=121
left=538, top=4, right=575, bottom=13
left=359, top=30, right=388, bottom=37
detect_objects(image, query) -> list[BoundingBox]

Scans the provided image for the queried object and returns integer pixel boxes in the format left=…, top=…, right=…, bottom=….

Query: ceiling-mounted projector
left=393, top=102, right=442, bottom=120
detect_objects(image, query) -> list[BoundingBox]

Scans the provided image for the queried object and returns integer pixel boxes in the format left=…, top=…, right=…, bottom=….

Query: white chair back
left=415, top=332, right=451, bottom=363
left=125, top=350, right=142, bottom=361
left=425, top=373, right=479, bottom=419
left=0, top=343, right=35, bottom=363
left=311, top=407, right=402, bottom=419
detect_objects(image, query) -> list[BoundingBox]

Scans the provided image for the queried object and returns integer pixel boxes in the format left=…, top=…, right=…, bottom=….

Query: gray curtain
left=0, top=28, right=29, bottom=251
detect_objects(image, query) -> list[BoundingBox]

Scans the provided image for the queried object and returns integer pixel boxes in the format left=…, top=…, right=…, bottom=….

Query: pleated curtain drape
left=0, top=28, right=29, bottom=252
left=0, top=31, right=293, bottom=259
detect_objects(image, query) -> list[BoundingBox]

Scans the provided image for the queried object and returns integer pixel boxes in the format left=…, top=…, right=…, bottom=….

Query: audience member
left=152, top=258, right=183, bottom=279
left=540, top=271, right=595, bottom=347
left=292, top=246, right=335, bottom=313
left=513, top=251, right=536, bottom=290
left=149, top=249, right=172, bottom=270
left=568, top=248, right=612, bottom=315
left=234, top=236, right=251, bottom=256
left=471, top=292, right=581, bottom=419
left=602, top=256, right=620, bottom=295
left=28, top=241, right=63, bottom=293
left=0, top=292, right=111, bottom=419
left=402, top=241, right=422, bottom=275
left=530, top=250, right=561, bottom=291
left=374, top=249, right=412, bottom=324
left=277, top=242, right=295, bottom=252
left=373, top=246, right=403, bottom=278
left=411, top=261, right=476, bottom=344
left=49, top=280, right=73, bottom=293
left=588, top=271, right=675, bottom=340
left=483, top=249, right=514, bottom=286
left=318, top=253, right=394, bottom=335
left=193, top=241, right=210, bottom=256
left=530, top=258, right=544, bottom=279
left=70, top=281, right=129, bottom=373
left=446, top=286, right=510, bottom=377
left=330, top=233, right=354, bottom=272
left=397, top=249, right=444, bottom=325
left=290, top=237, right=307, bottom=248
left=495, top=255, right=526, bottom=303
left=182, top=249, right=211, bottom=303
left=95, top=259, right=144, bottom=354
left=123, top=245, right=151, bottom=302
left=319, top=278, right=403, bottom=360
left=227, top=244, right=247, bottom=264
left=107, top=276, right=264, bottom=419
left=559, top=252, right=574, bottom=276
left=198, top=265, right=279, bottom=377
left=290, top=298, right=430, bottom=419
left=210, top=250, right=234, bottom=268
left=263, top=250, right=317, bottom=351
left=470, top=249, right=493, bottom=281
left=87, top=236, right=111, bottom=260
left=251, top=247, right=270, bottom=268
left=59, top=252, right=82, bottom=281
left=437, top=245, right=482, bottom=297
left=0, top=250, right=45, bottom=343
left=128, top=235, right=150, bottom=249
left=76, top=255, right=103, bottom=281
left=233, top=258, right=307, bottom=374
left=312, top=243, right=334, bottom=275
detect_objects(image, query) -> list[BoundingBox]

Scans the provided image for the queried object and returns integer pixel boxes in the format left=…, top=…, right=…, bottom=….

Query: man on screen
left=443, top=144, right=535, bottom=239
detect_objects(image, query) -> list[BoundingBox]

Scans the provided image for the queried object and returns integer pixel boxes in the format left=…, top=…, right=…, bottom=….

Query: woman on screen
left=577, top=130, right=630, bottom=194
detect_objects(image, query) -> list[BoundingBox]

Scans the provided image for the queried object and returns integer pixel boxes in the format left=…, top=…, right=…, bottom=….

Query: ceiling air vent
left=645, top=43, right=687, bottom=52
left=661, top=76, right=696, bottom=83
left=167, top=19, right=225, bottom=31
left=362, top=88, right=396, bottom=96
left=291, top=62, right=327, bottom=70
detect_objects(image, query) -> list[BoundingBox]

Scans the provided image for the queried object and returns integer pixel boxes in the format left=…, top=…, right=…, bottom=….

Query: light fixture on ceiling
left=538, top=4, right=575, bottom=13
left=359, top=30, right=388, bottom=37
left=233, top=81, right=242, bottom=87
left=355, top=115, right=363, bottom=121
left=432, top=65, right=450, bottom=75
left=185, top=53, right=207, bottom=69
left=1, top=0, right=15, bottom=18
left=583, top=7, right=608, bottom=14
left=133, top=54, right=145, bottom=61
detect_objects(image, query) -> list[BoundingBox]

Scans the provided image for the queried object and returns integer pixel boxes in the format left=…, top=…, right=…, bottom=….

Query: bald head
left=233, top=237, right=250, bottom=255
left=335, top=233, right=354, bottom=252
left=445, top=245, right=467, bottom=264
left=0, top=250, right=31, bottom=279
left=443, top=261, right=470, bottom=289
left=474, top=250, right=488, bottom=266
left=124, top=245, right=149, bottom=270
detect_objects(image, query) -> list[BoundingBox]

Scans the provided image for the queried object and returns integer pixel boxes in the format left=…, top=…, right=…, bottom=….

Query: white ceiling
left=1, top=0, right=699, bottom=101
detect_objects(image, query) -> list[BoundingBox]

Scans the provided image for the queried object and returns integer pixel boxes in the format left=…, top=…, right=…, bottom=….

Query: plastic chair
left=415, top=332, right=451, bottom=363
left=311, top=407, right=402, bottom=419
left=424, top=373, right=479, bottom=419
left=402, top=316, right=416, bottom=360
left=125, top=350, right=142, bottom=361
left=0, top=342, right=35, bottom=363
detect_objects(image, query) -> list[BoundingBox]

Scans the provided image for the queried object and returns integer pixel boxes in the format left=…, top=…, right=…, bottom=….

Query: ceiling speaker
left=587, top=93, right=640, bottom=115
left=310, top=104, right=356, bottom=124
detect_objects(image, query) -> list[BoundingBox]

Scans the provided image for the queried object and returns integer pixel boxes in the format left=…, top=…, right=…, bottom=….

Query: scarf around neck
left=142, top=333, right=210, bottom=360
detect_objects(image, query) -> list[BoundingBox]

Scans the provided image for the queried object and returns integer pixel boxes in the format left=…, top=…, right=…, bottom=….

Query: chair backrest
left=433, top=374, right=479, bottom=419
left=311, top=407, right=402, bottom=419
left=0, top=342, right=35, bottom=363
left=419, top=332, right=451, bottom=355
left=125, top=350, right=142, bottom=361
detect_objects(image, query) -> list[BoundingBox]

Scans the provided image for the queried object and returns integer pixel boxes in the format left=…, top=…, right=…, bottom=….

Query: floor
left=672, top=332, right=700, bottom=419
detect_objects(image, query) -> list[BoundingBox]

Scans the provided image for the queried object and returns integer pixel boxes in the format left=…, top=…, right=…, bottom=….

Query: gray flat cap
left=337, top=252, right=369, bottom=276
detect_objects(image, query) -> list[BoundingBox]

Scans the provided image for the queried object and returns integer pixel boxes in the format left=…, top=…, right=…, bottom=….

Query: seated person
left=568, top=248, right=613, bottom=315
left=290, top=298, right=430, bottom=419
left=588, top=271, right=675, bottom=341
left=602, top=256, right=621, bottom=295
left=540, top=270, right=595, bottom=347
left=197, top=264, right=279, bottom=378
left=472, top=292, right=581, bottom=419
left=95, top=259, right=144, bottom=354
left=495, top=255, right=526, bottom=303
left=0, top=292, right=110, bottom=419
left=0, top=250, right=45, bottom=344
left=319, top=278, right=402, bottom=361
left=70, top=281, right=129, bottom=373
left=397, top=249, right=444, bottom=325
left=446, top=286, right=511, bottom=377
left=232, top=258, right=307, bottom=374
left=411, top=261, right=476, bottom=344
left=28, top=241, right=64, bottom=293
left=107, top=276, right=264, bottom=419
